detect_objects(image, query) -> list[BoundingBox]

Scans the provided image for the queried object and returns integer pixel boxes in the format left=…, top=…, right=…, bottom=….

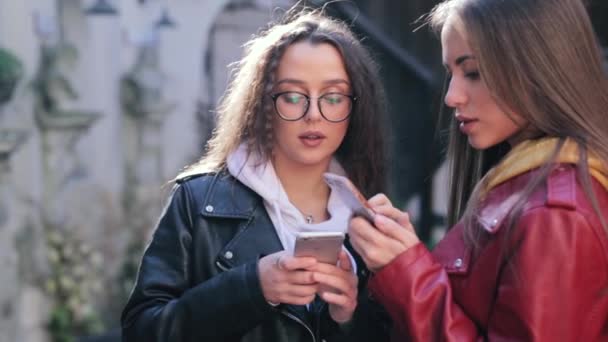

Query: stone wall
left=0, top=0, right=295, bottom=340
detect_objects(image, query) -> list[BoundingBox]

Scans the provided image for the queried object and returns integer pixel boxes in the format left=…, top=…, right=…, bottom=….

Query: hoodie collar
left=476, top=137, right=608, bottom=234
left=481, top=137, right=608, bottom=198
left=225, top=144, right=353, bottom=253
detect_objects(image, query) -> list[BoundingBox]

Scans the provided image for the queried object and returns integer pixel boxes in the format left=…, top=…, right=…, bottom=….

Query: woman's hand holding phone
left=349, top=193, right=421, bottom=273
left=311, top=250, right=358, bottom=324
left=258, top=249, right=358, bottom=323
left=258, top=251, right=319, bottom=306
left=290, top=232, right=358, bottom=323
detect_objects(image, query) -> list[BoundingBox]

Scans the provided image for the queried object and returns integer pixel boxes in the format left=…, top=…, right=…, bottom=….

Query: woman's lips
left=458, top=119, right=478, bottom=134
left=299, top=131, right=326, bottom=147
left=455, top=114, right=478, bottom=135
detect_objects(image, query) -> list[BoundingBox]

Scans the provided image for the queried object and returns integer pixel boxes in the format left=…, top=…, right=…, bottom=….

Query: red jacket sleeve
left=368, top=207, right=608, bottom=341
left=368, top=243, right=481, bottom=341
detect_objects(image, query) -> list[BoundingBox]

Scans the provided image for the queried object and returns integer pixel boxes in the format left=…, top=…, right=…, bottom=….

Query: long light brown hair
left=179, top=8, right=387, bottom=196
left=428, top=0, right=608, bottom=247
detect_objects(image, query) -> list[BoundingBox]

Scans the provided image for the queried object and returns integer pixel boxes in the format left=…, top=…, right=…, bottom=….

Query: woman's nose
left=304, top=99, right=323, bottom=122
left=444, top=77, right=467, bottom=109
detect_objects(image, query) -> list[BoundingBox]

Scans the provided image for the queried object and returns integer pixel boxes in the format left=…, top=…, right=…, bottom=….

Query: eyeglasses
left=270, top=91, right=356, bottom=122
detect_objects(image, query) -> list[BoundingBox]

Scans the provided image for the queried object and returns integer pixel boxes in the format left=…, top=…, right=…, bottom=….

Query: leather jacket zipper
left=280, top=310, right=316, bottom=342
left=216, top=260, right=316, bottom=341
left=314, top=300, right=326, bottom=340
left=215, top=260, right=229, bottom=272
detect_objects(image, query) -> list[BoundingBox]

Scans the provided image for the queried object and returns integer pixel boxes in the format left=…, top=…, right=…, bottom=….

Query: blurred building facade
left=0, top=1, right=300, bottom=340
left=0, top=0, right=606, bottom=341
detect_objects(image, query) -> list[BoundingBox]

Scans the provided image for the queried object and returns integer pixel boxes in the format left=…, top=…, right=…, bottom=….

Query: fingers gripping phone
left=323, top=173, right=376, bottom=222
left=294, top=232, right=345, bottom=265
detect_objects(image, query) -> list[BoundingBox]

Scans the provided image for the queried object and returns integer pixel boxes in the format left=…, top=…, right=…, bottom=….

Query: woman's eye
left=465, top=71, right=480, bottom=80
left=324, top=95, right=343, bottom=105
left=283, top=93, right=304, bottom=104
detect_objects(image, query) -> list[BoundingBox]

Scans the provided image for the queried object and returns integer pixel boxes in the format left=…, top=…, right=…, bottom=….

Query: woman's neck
left=273, top=158, right=331, bottom=223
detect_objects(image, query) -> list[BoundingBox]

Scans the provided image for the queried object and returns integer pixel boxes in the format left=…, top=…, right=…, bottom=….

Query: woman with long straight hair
left=121, top=7, right=390, bottom=342
left=348, top=0, right=608, bottom=340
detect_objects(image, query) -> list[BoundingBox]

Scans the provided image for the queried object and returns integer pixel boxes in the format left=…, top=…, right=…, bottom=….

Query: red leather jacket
left=369, top=164, right=608, bottom=341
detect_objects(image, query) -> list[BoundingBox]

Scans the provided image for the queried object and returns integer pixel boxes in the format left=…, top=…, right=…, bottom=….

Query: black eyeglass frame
left=270, top=91, right=357, bottom=123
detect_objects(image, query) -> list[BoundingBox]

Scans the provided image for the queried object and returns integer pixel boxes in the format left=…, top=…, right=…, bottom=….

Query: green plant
left=0, top=47, right=24, bottom=104
left=117, top=237, right=144, bottom=305
left=44, top=230, right=105, bottom=342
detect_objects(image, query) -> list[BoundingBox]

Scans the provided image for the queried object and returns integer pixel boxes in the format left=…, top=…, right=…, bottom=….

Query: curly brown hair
left=179, top=8, right=388, bottom=197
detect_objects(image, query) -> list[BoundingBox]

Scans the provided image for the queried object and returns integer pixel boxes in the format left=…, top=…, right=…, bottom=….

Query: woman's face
left=271, top=41, right=351, bottom=170
left=441, top=18, right=527, bottom=150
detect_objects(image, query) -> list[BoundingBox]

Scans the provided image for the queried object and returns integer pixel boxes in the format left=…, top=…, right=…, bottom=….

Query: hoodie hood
left=226, top=143, right=352, bottom=253
left=481, top=137, right=608, bottom=198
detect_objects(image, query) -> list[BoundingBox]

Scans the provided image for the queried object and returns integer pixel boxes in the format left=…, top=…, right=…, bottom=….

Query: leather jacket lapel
left=200, top=172, right=316, bottom=330
left=214, top=207, right=283, bottom=269
left=195, top=172, right=282, bottom=268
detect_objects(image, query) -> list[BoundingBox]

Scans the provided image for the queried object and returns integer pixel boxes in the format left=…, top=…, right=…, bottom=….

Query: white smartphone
left=323, top=173, right=376, bottom=222
left=293, top=231, right=345, bottom=265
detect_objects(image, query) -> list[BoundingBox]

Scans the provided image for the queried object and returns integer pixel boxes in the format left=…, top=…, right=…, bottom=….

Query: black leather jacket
left=121, top=172, right=390, bottom=342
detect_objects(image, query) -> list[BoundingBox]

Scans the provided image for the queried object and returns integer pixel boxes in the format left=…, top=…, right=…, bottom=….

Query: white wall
left=0, top=0, right=305, bottom=339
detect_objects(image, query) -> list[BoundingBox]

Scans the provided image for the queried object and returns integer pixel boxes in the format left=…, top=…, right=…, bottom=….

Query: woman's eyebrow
left=443, top=54, right=475, bottom=69
left=276, top=78, right=350, bottom=85
left=455, top=55, right=475, bottom=66
left=323, top=79, right=350, bottom=85
left=275, top=78, right=305, bottom=86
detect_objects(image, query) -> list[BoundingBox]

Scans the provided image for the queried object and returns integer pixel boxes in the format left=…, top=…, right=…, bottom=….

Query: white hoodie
left=226, top=143, right=353, bottom=254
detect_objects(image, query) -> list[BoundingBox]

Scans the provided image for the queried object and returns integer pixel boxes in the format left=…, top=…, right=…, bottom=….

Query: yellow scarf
left=481, top=137, right=608, bottom=197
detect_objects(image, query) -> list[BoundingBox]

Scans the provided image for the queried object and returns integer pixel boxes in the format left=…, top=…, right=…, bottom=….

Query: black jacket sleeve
left=120, top=182, right=275, bottom=342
